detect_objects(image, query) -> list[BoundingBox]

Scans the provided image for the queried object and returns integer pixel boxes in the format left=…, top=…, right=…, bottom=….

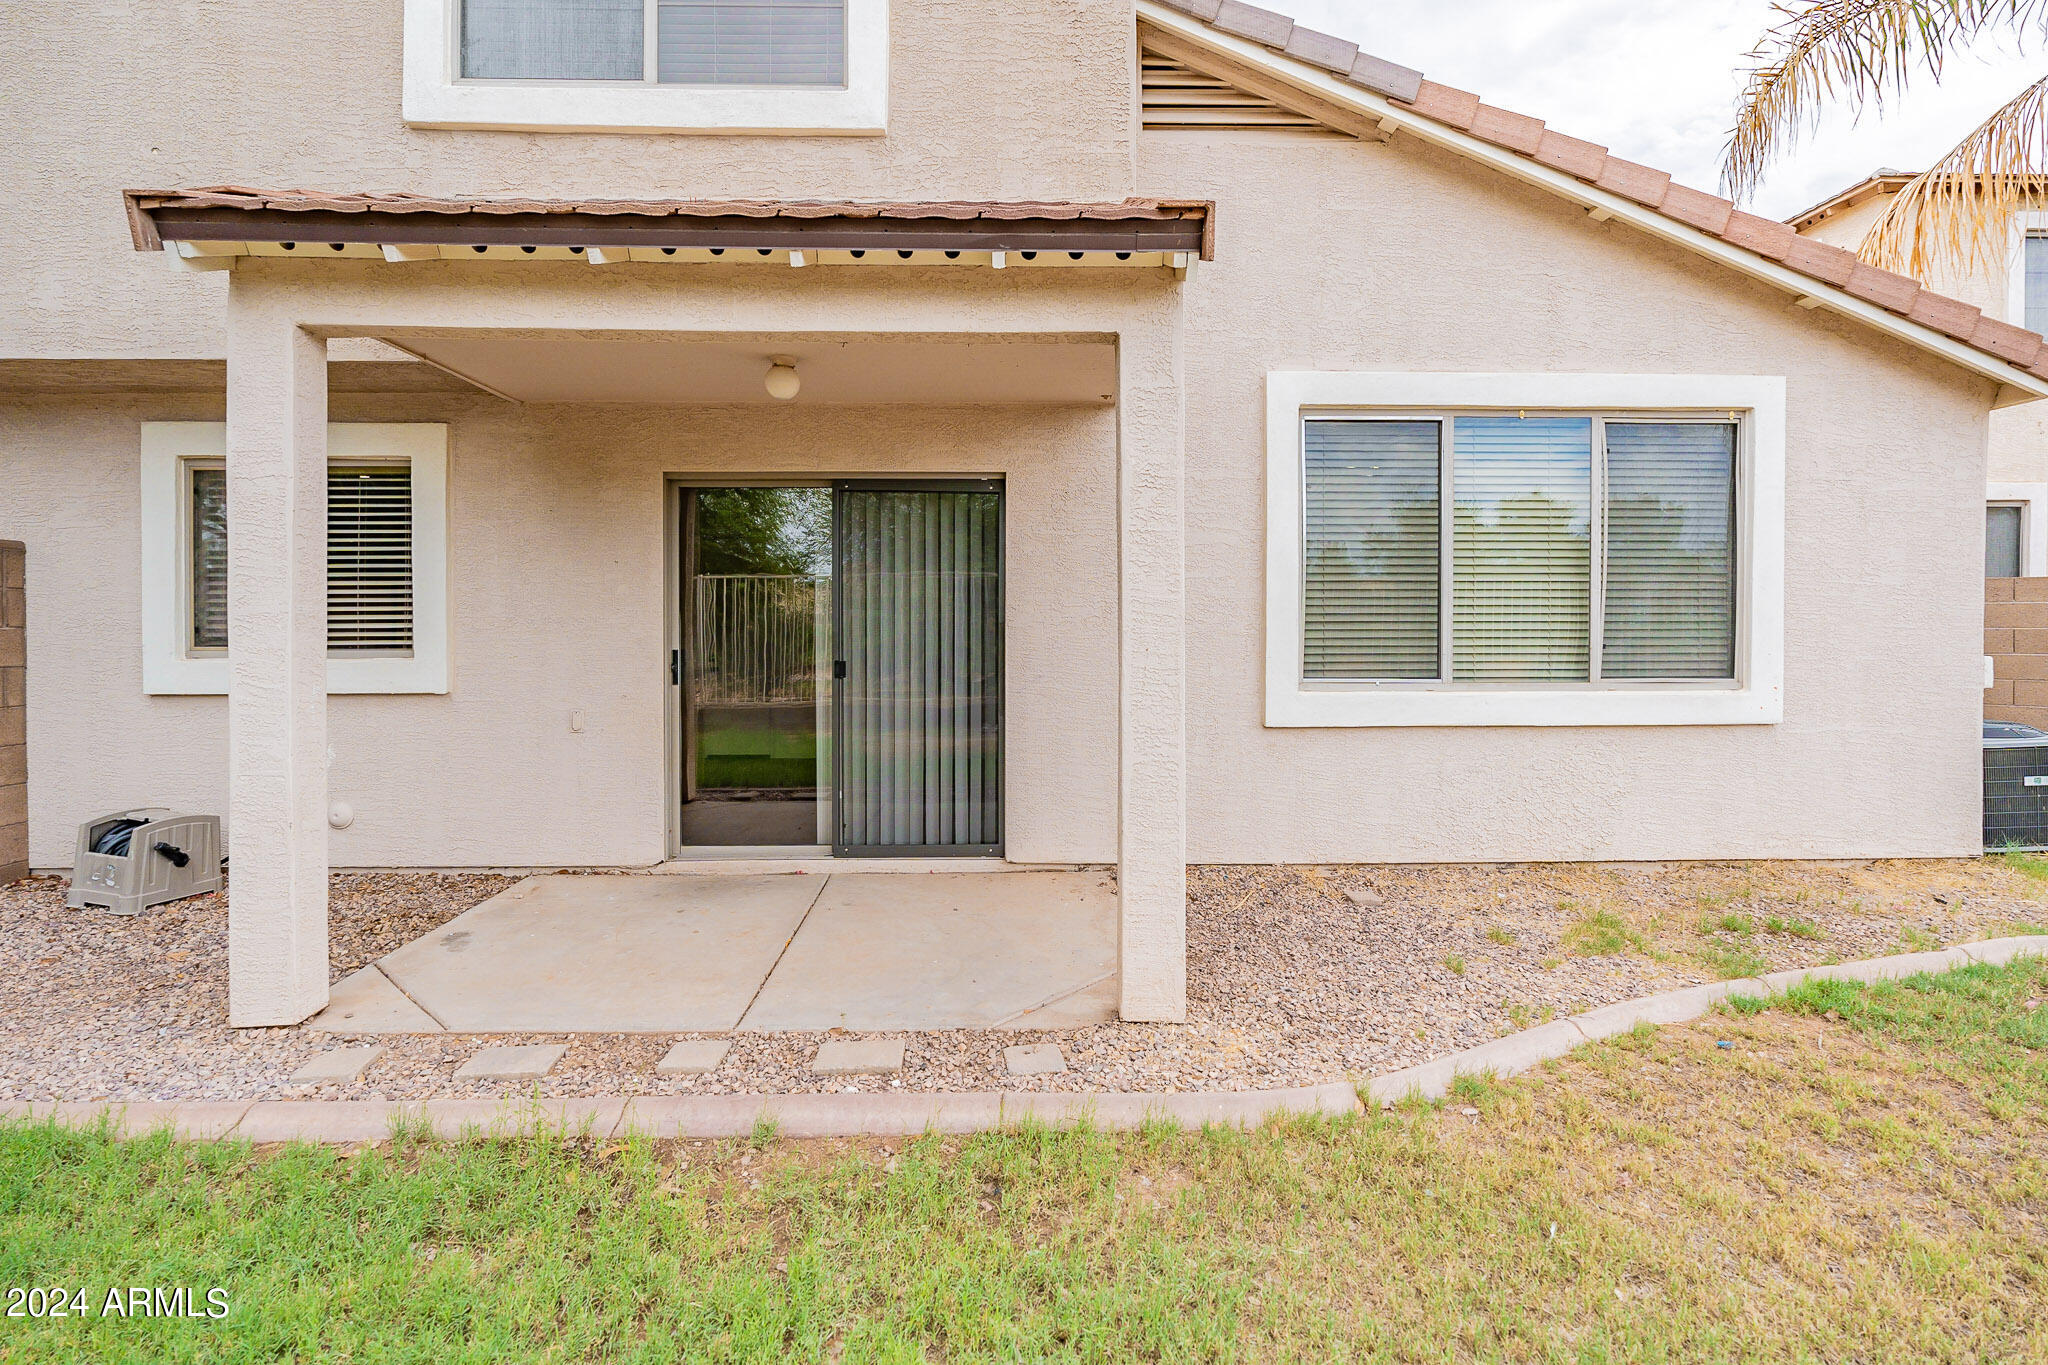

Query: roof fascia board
left=1135, top=0, right=2048, bottom=404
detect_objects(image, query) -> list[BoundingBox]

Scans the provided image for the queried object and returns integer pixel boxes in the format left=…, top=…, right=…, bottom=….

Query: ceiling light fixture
left=764, top=356, right=801, bottom=401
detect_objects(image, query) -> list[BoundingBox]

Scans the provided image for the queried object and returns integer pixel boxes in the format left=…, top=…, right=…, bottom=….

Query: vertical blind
left=1300, top=415, right=1738, bottom=684
left=188, top=464, right=416, bottom=655
left=1602, top=423, right=1736, bottom=678
left=461, top=0, right=847, bottom=84
left=1303, top=421, right=1440, bottom=678
left=1451, top=417, right=1592, bottom=681
left=462, top=0, right=645, bottom=80
left=836, top=488, right=1000, bottom=852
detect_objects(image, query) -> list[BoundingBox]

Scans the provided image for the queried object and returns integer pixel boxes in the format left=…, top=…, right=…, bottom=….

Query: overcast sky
left=1279, top=0, right=2039, bottom=219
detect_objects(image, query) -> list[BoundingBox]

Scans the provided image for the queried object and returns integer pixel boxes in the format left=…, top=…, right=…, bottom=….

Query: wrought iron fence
left=691, top=574, right=826, bottom=705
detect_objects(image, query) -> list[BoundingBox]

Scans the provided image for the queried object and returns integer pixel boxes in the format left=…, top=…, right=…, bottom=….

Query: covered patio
left=122, top=190, right=1197, bottom=1030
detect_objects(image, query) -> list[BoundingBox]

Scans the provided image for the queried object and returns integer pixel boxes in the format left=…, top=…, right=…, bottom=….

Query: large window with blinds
left=459, top=0, right=848, bottom=86
left=1302, top=413, right=1740, bottom=687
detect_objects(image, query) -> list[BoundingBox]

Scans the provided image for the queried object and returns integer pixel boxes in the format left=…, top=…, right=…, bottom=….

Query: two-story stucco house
left=6, top=0, right=2048, bottom=1030
left=1793, top=173, right=2048, bottom=579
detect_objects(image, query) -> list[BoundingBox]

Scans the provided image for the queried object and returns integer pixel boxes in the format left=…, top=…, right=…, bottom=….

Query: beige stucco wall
left=1142, top=129, right=1994, bottom=860
left=0, top=0, right=1140, bottom=361
left=1797, top=190, right=2048, bottom=485
left=0, top=391, right=1120, bottom=869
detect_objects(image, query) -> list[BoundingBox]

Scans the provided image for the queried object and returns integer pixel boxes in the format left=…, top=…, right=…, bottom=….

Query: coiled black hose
left=89, top=818, right=150, bottom=859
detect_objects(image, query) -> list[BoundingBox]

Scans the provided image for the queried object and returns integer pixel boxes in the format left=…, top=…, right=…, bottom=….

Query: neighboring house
left=4, top=0, right=2047, bottom=1029
left=1791, top=173, right=2048, bottom=577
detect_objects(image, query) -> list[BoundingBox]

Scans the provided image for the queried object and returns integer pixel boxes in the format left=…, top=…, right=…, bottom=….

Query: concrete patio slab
left=741, top=871, right=1118, bottom=1031
left=657, top=1039, right=732, bottom=1075
left=812, top=1039, right=905, bottom=1074
left=307, top=964, right=445, bottom=1034
left=1004, top=1042, right=1067, bottom=1075
left=377, top=875, right=824, bottom=1032
left=455, top=1045, right=567, bottom=1082
left=289, top=1046, right=384, bottom=1085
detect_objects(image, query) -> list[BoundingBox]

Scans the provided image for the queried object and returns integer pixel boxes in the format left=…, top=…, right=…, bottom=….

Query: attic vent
left=327, top=464, right=414, bottom=654
left=1140, top=45, right=1333, bottom=132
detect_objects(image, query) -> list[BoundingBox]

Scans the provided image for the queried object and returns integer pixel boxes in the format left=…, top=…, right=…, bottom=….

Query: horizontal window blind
left=462, top=0, right=645, bottom=80
left=328, top=466, right=416, bottom=654
left=1303, top=421, right=1441, bottom=679
left=190, top=468, right=228, bottom=651
left=657, top=0, right=846, bottom=85
left=1602, top=423, right=1736, bottom=679
left=186, top=464, right=415, bottom=655
left=1451, top=417, right=1592, bottom=681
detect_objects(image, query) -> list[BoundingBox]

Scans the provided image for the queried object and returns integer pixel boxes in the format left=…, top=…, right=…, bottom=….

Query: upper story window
left=405, top=0, right=885, bottom=133
left=460, top=0, right=847, bottom=86
left=1265, top=373, right=1785, bottom=728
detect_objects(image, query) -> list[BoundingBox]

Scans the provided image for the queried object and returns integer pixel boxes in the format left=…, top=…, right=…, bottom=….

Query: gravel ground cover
left=3, top=859, right=2044, bottom=1103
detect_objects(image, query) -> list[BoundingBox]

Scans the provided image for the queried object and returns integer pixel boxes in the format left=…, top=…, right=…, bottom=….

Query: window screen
left=1989, top=503, right=2025, bottom=578
left=1451, top=416, right=1592, bottom=681
left=188, top=464, right=416, bottom=656
left=461, top=0, right=645, bottom=80
left=658, top=0, right=846, bottom=85
left=1602, top=423, right=1737, bottom=678
left=1302, top=421, right=1441, bottom=679
left=2027, top=234, right=2048, bottom=338
left=460, top=0, right=847, bottom=85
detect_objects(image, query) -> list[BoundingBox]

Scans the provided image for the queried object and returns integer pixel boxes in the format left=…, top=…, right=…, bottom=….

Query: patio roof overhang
left=123, top=189, right=1214, bottom=270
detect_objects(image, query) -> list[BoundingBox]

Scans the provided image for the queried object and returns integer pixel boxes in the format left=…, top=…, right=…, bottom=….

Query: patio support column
left=224, top=301, right=330, bottom=1026
left=1116, top=311, right=1188, bottom=1022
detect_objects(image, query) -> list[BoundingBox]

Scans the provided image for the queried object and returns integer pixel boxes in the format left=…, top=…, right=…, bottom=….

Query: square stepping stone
left=656, top=1039, right=732, bottom=1076
left=1003, top=1042, right=1066, bottom=1076
left=289, top=1045, right=384, bottom=1085
left=811, top=1038, right=904, bottom=1076
left=454, top=1044, right=567, bottom=1082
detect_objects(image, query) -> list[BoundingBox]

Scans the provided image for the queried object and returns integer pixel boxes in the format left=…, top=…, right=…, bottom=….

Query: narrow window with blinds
left=2027, top=233, right=2048, bottom=338
left=1298, top=414, right=1740, bottom=687
left=186, top=463, right=416, bottom=657
left=1302, top=420, right=1440, bottom=679
left=462, top=0, right=846, bottom=85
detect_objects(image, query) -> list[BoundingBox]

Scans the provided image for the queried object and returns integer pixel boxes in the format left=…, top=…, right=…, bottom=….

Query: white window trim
left=1988, top=482, right=2048, bottom=576
left=2006, top=211, right=2048, bottom=325
left=141, top=422, right=450, bottom=696
left=402, top=0, right=888, bottom=134
left=1265, top=373, right=1786, bottom=728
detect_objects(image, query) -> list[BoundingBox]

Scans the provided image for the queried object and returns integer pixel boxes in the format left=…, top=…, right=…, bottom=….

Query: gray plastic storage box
left=65, top=808, right=222, bottom=915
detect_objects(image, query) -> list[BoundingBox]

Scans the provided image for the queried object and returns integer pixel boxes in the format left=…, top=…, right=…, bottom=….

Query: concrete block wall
left=1, top=541, right=24, bottom=884
left=1986, top=577, right=2048, bottom=729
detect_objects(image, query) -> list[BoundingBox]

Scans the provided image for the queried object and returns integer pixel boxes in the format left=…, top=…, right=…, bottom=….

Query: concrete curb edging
left=3, top=937, right=2040, bottom=1142
left=1364, top=934, right=2048, bottom=1105
left=0, top=1084, right=1363, bottom=1144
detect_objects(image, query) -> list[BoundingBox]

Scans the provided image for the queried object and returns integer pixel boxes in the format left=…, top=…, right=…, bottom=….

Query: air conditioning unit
left=1984, top=721, right=2048, bottom=853
left=65, top=809, right=222, bottom=915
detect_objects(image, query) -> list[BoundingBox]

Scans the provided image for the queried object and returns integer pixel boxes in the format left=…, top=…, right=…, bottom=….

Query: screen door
left=832, top=480, right=1003, bottom=855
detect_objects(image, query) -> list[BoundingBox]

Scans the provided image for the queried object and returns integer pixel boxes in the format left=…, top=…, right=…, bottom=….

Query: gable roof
left=1139, top=0, right=2048, bottom=404
left=1786, top=170, right=1916, bottom=232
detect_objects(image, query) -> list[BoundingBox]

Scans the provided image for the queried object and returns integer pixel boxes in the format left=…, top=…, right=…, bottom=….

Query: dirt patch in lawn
left=0, top=859, right=2043, bottom=1102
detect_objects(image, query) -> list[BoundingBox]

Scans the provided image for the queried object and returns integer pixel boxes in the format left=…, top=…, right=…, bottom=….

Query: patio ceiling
left=370, top=330, right=1120, bottom=404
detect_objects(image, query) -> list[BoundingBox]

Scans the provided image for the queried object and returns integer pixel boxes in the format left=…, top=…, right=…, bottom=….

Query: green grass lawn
left=4, top=957, right=2046, bottom=1363
left=697, top=723, right=818, bottom=791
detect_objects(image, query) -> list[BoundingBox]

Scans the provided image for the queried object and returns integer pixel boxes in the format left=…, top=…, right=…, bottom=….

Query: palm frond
left=1722, top=0, right=2048, bottom=200
left=1859, top=74, right=2048, bottom=275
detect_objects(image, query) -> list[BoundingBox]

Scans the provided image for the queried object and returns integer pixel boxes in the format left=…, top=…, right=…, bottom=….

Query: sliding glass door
left=833, top=481, right=1003, bottom=856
